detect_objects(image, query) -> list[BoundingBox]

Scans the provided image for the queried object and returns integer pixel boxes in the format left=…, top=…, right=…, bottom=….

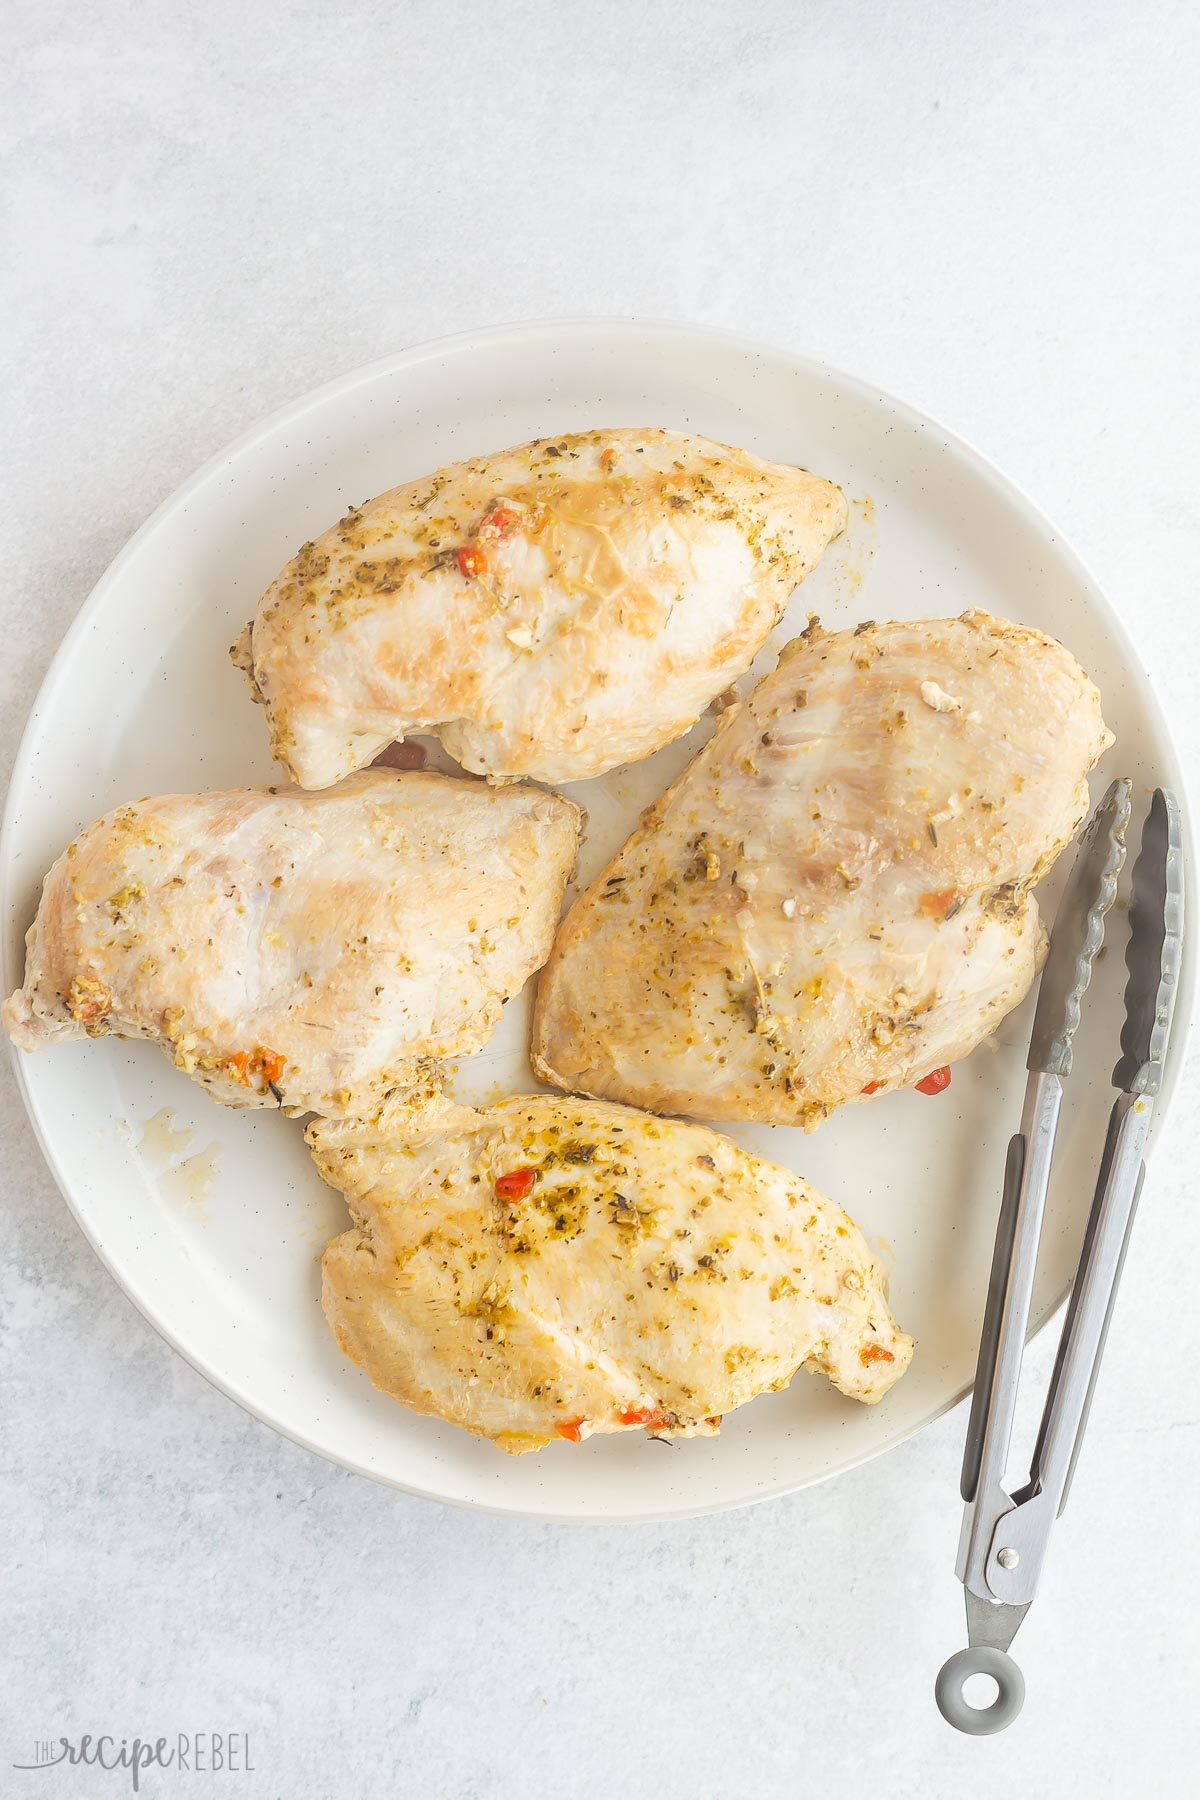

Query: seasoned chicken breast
left=312, top=1091, right=912, bottom=1452
left=233, top=428, right=847, bottom=788
left=533, top=611, right=1113, bottom=1126
left=4, top=771, right=580, bottom=1118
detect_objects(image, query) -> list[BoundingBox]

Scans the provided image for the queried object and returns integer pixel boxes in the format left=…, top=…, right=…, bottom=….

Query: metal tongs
left=936, top=781, right=1185, bottom=1735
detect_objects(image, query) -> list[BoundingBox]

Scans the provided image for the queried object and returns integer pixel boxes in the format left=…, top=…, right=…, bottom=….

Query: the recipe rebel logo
left=12, top=1733, right=254, bottom=1791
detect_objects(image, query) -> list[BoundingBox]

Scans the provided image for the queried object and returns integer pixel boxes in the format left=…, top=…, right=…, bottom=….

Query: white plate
left=3, top=320, right=1190, bottom=1521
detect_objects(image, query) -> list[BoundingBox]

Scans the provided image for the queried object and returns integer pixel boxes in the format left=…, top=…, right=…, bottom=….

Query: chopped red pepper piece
left=556, top=1418, right=585, bottom=1443
left=617, top=1406, right=672, bottom=1430
left=860, top=1080, right=882, bottom=1096
left=915, top=1065, right=952, bottom=1096
left=860, top=1342, right=896, bottom=1366
left=227, top=1046, right=286, bottom=1089
left=494, top=1166, right=536, bottom=1202
left=372, top=739, right=427, bottom=770
left=457, top=544, right=488, bottom=578
left=919, top=889, right=960, bottom=920
left=482, top=504, right=520, bottom=539
left=600, top=446, right=617, bottom=472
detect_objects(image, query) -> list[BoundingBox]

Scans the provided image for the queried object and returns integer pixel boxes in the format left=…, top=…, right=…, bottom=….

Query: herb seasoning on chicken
left=4, top=770, right=580, bottom=1118
left=233, top=428, right=847, bottom=787
left=533, top=611, right=1113, bottom=1125
left=312, top=1092, right=912, bottom=1452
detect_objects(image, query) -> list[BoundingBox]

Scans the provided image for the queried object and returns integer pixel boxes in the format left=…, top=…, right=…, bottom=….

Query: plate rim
left=3, top=314, right=1193, bottom=1522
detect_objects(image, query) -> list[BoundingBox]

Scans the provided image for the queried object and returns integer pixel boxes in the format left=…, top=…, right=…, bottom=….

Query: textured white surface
left=1, top=1, right=1197, bottom=1794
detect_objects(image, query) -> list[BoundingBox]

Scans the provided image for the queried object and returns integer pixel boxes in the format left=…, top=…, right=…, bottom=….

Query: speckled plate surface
left=2, top=319, right=1190, bottom=1520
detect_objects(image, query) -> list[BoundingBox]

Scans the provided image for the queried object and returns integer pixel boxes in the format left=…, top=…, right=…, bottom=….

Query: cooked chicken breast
left=533, top=611, right=1113, bottom=1126
left=312, top=1091, right=912, bottom=1452
left=4, top=771, right=580, bottom=1118
left=233, top=428, right=847, bottom=788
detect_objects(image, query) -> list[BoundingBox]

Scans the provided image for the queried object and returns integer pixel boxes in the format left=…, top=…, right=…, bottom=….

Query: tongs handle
left=1032, top=1093, right=1150, bottom=1510
left=960, top=1131, right=1026, bottom=1504
left=977, top=1090, right=1151, bottom=1604
left=959, top=1073, right=1062, bottom=1519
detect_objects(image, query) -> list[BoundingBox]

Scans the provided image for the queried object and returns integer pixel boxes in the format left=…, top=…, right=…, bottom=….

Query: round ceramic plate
left=3, top=320, right=1190, bottom=1521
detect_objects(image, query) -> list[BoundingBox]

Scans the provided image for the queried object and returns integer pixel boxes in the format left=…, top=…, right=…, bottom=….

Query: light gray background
left=2, top=2, right=1197, bottom=1795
